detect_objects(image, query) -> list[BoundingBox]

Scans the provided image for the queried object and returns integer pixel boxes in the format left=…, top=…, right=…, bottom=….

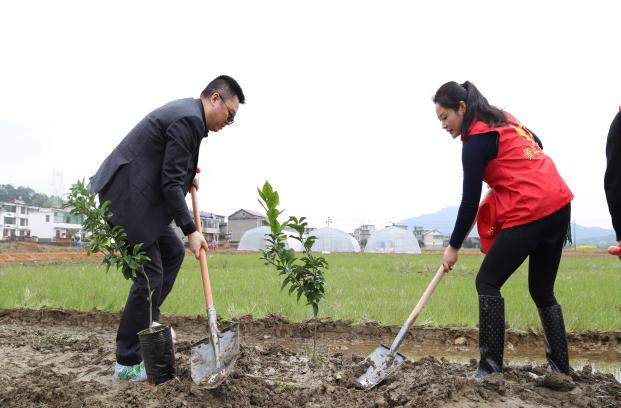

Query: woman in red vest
left=433, top=81, right=573, bottom=379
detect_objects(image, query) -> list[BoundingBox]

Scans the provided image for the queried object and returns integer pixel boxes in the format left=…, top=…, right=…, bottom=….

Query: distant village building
left=227, top=209, right=268, bottom=248
left=171, top=210, right=227, bottom=247
left=0, top=201, right=34, bottom=240
left=412, top=226, right=425, bottom=247
left=198, top=211, right=227, bottom=244
left=422, top=229, right=446, bottom=248
left=0, top=200, right=84, bottom=242
left=29, top=208, right=85, bottom=243
left=353, top=224, right=375, bottom=249
left=463, top=236, right=482, bottom=249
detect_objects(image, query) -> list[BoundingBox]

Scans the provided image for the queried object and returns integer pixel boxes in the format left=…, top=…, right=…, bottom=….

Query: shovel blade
left=191, top=325, right=240, bottom=387
left=356, top=345, right=406, bottom=390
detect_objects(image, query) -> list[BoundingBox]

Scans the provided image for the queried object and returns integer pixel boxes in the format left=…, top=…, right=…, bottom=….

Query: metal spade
left=190, top=187, right=240, bottom=387
left=357, top=265, right=446, bottom=390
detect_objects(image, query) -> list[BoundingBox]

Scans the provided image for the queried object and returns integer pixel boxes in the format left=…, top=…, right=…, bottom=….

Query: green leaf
left=296, top=287, right=304, bottom=302
left=261, top=181, right=273, bottom=198
left=257, top=180, right=328, bottom=325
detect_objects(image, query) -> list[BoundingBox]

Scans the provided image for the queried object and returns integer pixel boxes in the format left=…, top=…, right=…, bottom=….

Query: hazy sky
left=1, top=0, right=620, bottom=233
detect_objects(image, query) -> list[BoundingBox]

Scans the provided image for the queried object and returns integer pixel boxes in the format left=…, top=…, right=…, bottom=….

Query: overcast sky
left=1, top=0, right=620, bottom=233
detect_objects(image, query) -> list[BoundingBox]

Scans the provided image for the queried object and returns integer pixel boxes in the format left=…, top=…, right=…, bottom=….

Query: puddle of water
left=246, top=338, right=621, bottom=382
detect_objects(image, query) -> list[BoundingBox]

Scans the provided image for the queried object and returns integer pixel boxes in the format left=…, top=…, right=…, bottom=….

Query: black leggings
left=476, top=204, right=571, bottom=308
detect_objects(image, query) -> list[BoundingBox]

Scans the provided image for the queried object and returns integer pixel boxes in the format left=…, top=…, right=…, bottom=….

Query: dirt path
left=1, top=309, right=619, bottom=407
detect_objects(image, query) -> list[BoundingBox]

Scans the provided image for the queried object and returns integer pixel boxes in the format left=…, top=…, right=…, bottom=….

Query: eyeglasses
left=219, top=95, right=236, bottom=124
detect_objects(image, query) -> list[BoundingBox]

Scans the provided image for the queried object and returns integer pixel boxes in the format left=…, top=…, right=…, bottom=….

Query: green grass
left=0, top=252, right=619, bottom=332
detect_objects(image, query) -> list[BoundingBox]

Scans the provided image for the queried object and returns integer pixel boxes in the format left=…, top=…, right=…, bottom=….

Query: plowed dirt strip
left=0, top=309, right=619, bottom=407
left=0, top=249, right=198, bottom=263
left=0, top=252, right=101, bottom=262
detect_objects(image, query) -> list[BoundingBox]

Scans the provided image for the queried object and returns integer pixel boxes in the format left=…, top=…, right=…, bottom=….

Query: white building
left=199, top=211, right=227, bottom=244
left=28, top=207, right=84, bottom=242
left=0, top=201, right=34, bottom=240
left=422, top=229, right=446, bottom=248
left=353, top=224, right=376, bottom=249
left=171, top=210, right=228, bottom=247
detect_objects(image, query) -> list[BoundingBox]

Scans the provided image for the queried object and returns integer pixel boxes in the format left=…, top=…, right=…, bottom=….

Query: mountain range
left=398, top=207, right=616, bottom=246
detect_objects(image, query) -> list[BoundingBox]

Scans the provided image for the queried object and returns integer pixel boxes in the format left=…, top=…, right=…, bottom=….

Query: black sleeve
left=533, top=134, right=543, bottom=149
left=449, top=132, right=498, bottom=248
left=605, top=111, right=621, bottom=240
left=524, top=127, right=543, bottom=149
left=161, top=117, right=201, bottom=236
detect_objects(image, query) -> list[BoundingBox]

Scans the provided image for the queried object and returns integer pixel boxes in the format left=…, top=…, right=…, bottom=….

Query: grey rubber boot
left=473, top=295, right=505, bottom=380
left=538, top=304, right=570, bottom=374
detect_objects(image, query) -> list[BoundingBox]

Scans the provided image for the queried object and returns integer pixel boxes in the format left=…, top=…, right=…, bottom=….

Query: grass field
left=0, top=252, right=619, bottom=332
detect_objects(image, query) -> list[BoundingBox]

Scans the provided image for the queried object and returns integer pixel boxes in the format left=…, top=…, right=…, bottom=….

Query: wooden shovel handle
left=404, top=265, right=446, bottom=328
left=191, top=187, right=213, bottom=306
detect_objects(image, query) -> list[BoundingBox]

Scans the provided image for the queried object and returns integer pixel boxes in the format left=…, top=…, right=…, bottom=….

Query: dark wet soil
left=0, top=308, right=619, bottom=407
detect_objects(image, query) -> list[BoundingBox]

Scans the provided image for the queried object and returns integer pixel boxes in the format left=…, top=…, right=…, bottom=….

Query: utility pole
left=573, top=219, right=577, bottom=251
left=51, top=169, right=64, bottom=208
left=326, top=217, right=332, bottom=228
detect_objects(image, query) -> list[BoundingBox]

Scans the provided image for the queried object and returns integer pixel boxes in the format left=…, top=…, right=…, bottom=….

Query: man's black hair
left=201, top=75, right=245, bottom=104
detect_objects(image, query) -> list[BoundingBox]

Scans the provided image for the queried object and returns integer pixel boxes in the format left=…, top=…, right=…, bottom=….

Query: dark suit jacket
left=90, top=98, right=208, bottom=245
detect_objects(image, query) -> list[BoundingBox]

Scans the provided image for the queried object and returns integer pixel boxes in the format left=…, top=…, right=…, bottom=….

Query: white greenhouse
left=310, top=227, right=361, bottom=253
left=364, top=226, right=421, bottom=254
left=237, top=226, right=304, bottom=251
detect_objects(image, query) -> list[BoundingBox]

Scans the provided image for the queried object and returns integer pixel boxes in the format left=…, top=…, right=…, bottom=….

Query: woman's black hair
left=433, top=81, right=506, bottom=137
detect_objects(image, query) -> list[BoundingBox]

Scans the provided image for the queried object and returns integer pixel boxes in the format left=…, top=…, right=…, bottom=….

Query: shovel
left=190, top=186, right=240, bottom=387
left=357, top=264, right=446, bottom=390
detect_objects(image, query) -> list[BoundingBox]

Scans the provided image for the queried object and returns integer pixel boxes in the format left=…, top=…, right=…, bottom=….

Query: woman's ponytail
left=434, top=81, right=506, bottom=137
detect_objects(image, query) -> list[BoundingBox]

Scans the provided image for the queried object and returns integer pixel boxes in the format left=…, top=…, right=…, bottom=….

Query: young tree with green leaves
left=258, top=181, right=328, bottom=360
left=64, top=180, right=154, bottom=327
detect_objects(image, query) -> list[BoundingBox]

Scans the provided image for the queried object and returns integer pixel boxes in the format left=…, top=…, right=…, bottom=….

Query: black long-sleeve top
left=449, top=132, right=543, bottom=248
left=604, top=109, right=621, bottom=240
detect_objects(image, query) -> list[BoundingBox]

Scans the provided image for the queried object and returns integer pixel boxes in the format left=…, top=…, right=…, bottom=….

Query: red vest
left=468, top=113, right=573, bottom=230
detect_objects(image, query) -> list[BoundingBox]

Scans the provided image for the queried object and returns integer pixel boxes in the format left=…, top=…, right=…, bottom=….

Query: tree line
left=0, top=184, right=63, bottom=208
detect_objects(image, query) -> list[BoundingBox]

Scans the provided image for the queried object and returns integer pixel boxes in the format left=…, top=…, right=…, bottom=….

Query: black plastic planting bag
left=138, top=325, right=176, bottom=384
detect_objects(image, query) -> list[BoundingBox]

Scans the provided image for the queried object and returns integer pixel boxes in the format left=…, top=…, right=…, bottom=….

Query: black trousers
left=116, top=226, right=185, bottom=366
left=476, top=203, right=571, bottom=308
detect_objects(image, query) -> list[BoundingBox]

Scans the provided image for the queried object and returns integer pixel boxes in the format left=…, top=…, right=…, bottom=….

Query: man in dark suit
left=90, top=75, right=245, bottom=381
